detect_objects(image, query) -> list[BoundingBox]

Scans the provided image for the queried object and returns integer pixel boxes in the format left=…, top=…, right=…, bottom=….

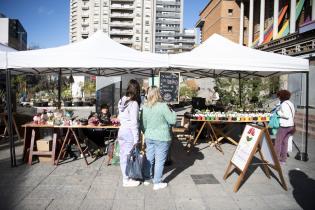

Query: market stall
left=0, top=32, right=310, bottom=166
left=168, top=34, right=310, bottom=160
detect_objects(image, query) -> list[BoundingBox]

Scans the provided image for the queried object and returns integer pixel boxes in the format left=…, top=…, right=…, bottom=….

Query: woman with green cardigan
left=142, top=86, right=177, bottom=190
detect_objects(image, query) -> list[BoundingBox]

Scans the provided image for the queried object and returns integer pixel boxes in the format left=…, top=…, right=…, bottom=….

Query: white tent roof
left=4, top=31, right=168, bottom=76
left=0, top=43, right=16, bottom=70
left=1, top=32, right=309, bottom=78
left=169, top=34, right=309, bottom=78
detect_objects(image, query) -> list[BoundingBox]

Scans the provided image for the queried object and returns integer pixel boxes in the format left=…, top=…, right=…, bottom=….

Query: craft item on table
left=33, top=114, right=41, bottom=124
left=111, top=118, right=120, bottom=126
left=64, top=109, right=74, bottom=118
left=41, top=109, right=48, bottom=122
left=80, top=118, right=88, bottom=125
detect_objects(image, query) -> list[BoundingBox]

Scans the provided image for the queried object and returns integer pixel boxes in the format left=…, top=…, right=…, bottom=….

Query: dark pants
left=274, top=126, right=294, bottom=162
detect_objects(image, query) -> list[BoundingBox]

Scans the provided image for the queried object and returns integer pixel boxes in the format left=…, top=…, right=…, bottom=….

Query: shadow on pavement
left=289, top=169, right=315, bottom=210
left=164, top=139, right=204, bottom=183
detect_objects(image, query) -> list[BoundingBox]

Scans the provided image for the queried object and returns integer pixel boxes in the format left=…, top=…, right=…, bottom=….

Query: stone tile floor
left=0, top=133, right=314, bottom=210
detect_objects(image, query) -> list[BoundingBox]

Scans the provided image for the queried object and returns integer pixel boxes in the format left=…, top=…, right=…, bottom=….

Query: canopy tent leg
left=238, top=73, right=242, bottom=108
left=151, top=69, right=154, bottom=86
left=58, top=68, right=62, bottom=109
left=295, top=71, right=309, bottom=161
left=6, top=69, right=16, bottom=167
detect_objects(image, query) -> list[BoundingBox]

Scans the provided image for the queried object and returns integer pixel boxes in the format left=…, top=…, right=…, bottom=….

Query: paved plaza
left=0, top=133, right=314, bottom=210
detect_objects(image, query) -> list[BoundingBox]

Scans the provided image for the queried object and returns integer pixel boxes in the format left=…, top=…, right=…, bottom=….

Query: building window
left=244, top=27, right=247, bottom=33
left=228, top=9, right=233, bottom=16
left=136, top=37, right=140, bottom=41
left=228, top=26, right=233, bottom=32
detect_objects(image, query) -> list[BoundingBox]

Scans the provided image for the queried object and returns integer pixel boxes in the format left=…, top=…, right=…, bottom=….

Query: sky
left=0, top=0, right=209, bottom=48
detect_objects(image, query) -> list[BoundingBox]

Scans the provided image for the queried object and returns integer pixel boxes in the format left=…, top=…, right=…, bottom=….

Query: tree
left=179, top=79, right=198, bottom=100
left=215, top=76, right=279, bottom=110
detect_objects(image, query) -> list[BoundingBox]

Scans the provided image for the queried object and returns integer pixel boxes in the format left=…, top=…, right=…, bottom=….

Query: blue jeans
left=144, top=139, right=171, bottom=184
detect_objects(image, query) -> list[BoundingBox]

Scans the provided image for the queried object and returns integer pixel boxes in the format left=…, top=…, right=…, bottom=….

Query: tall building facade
left=171, top=29, right=197, bottom=53
left=0, top=13, right=27, bottom=50
left=196, top=0, right=315, bottom=107
left=196, top=0, right=250, bottom=45
left=70, top=0, right=155, bottom=52
left=155, top=0, right=184, bottom=53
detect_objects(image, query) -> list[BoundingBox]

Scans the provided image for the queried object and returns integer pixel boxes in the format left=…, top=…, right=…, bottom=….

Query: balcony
left=157, top=7, right=179, bottom=12
left=156, top=1, right=181, bottom=6
left=112, top=38, right=133, bottom=44
left=82, top=6, right=89, bottom=10
left=110, top=21, right=133, bottom=28
left=110, top=12, right=134, bottom=19
left=111, top=4, right=134, bottom=10
left=81, top=31, right=89, bottom=35
left=156, top=26, right=178, bottom=31
left=156, top=19, right=180, bottom=25
left=110, top=29, right=133, bottom=35
left=82, top=14, right=89, bottom=18
left=156, top=13, right=181, bottom=19
left=155, top=38, right=176, bottom=44
left=81, top=22, right=89, bottom=27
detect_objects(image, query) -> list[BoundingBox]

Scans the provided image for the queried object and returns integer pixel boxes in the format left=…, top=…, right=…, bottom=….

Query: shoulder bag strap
left=285, top=102, right=295, bottom=126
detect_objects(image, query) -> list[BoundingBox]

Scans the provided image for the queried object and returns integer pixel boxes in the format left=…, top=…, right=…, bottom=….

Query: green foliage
left=215, top=76, right=280, bottom=109
left=82, top=80, right=96, bottom=97
left=179, top=83, right=198, bottom=99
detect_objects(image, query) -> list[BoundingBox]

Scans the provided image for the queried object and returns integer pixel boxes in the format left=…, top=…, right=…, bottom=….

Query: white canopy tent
left=0, top=32, right=311, bottom=166
left=169, top=34, right=309, bottom=78
left=3, top=31, right=168, bottom=77
left=0, top=43, right=16, bottom=70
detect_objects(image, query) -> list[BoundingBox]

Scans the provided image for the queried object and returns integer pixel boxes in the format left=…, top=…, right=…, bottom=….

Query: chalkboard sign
left=159, top=71, right=180, bottom=104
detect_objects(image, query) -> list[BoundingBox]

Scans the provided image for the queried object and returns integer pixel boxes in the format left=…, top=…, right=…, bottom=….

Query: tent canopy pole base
left=295, top=152, right=309, bottom=162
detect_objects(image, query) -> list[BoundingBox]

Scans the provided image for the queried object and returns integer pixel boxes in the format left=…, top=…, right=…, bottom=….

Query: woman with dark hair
left=274, top=89, right=295, bottom=165
left=117, top=79, right=141, bottom=187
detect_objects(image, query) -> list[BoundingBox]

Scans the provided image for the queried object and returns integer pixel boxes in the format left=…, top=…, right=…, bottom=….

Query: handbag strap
left=285, top=102, right=295, bottom=126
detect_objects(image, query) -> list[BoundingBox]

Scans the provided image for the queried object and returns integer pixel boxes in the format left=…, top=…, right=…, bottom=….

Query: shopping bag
left=268, top=113, right=280, bottom=135
left=107, top=140, right=120, bottom=166
left=125, top=146, right=146, bottom=180
left=268, top=113, right=280, bottom=128
left=288, top=135, right=293, bottom=153
left=111, top=141, right=120, bottom=165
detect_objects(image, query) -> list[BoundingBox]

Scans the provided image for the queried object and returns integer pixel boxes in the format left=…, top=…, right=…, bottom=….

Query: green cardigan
left=142, top=102, right=177, bottom=141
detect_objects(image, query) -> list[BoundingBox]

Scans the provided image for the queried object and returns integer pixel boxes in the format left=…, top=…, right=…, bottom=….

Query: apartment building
left=155, top=0, right=184, bottom=53
left=70, top=0, right=155, bottom=52
left=0, top=13, right=27, bottom=50
left=171, top=29, right=197, bottom=53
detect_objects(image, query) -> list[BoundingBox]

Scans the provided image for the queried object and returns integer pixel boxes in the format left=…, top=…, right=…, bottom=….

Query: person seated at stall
left=98, top=103, right=111, bottom=125
left=206, top=87, right=225, bottom=112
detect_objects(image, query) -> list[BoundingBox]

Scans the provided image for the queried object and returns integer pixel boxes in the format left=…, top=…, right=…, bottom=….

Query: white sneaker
left=143, top=180, right=151, bottom=186
left=153, top=182, right=167, bottom=190
left=123, top=179, right=140, bottom=187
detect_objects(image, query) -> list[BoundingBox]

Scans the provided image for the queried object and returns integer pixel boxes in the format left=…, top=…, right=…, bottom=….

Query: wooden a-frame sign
left=223, top=124, right=288, bottom=192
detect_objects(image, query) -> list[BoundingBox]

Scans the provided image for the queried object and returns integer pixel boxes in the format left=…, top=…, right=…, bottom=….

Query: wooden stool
left=28, top=129, right=57, bottom=165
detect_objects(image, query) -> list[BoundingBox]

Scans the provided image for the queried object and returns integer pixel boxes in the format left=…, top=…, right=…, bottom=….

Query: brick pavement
left=0, top=133, right=314, bottom=210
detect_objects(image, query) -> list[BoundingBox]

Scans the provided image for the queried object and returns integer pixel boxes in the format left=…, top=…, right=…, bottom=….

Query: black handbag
left=125, top=145, right=146, bottom=180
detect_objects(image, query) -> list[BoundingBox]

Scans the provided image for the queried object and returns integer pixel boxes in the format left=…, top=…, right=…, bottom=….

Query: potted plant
left=62, top=88, right=72, bottom=107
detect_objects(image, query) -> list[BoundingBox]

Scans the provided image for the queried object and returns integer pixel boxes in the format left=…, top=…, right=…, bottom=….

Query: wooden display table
left=188, top=119, right=269, bottom=154
left=22, top=123, right=119, bottom=165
